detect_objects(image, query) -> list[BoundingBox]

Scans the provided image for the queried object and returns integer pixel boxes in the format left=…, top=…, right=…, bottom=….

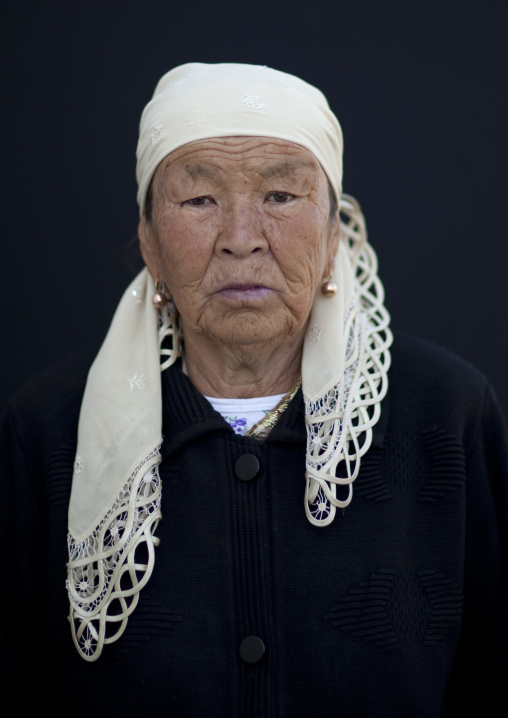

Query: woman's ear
left=138, top=214, right=160, bottom=278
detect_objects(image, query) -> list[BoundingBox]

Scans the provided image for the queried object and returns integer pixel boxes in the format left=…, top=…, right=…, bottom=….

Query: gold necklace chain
left=244, top=379, right=302, bottom=440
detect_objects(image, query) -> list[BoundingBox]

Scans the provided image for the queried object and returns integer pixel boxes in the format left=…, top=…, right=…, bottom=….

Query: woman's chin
left=200, top=309, right=294, bottom=350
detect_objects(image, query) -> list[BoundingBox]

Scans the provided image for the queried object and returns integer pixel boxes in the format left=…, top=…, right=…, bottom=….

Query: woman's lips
left=217, top=284, right=273, bottom=301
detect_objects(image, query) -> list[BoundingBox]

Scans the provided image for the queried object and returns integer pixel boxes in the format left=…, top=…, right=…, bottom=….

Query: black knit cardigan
left=1, top=332, right=507, bottom=716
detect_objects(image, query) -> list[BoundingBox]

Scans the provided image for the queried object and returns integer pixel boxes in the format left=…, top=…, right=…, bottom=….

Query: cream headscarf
left=67, top=63, right=392, bottom=661
left=136, top=62, right=343, bottom=211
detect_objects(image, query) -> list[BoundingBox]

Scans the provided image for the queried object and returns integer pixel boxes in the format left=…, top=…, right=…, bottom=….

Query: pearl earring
left=321, top=275, right=337, bottom=297
left=152, top=280, right=169, bottom=309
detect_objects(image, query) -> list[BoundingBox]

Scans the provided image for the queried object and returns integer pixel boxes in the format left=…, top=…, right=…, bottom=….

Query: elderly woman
left=2, top=63, right=507, bottom=715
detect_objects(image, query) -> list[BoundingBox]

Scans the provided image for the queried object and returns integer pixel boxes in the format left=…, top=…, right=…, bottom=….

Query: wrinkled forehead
left=136, top=63, right=343, bottom=214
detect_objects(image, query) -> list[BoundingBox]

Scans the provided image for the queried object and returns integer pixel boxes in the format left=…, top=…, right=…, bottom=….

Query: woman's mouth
left=217, top=284, right=273, bottom=301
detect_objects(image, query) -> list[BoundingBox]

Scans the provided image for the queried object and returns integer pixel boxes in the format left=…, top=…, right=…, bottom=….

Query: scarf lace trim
left=67, top=453, right=162, bottom=661
left=304, top=196, right=392, bottom=526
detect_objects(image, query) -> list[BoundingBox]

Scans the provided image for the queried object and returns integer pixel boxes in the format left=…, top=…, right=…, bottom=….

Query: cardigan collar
left=160, top=359, right=307, bottom=461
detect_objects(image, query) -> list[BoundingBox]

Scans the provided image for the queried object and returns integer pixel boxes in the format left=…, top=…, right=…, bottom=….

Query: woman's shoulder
left=390, top=330, right=490, bottom=393
left=388, top=330, right=504, bottom=438
left=3, top=349, right=96, bottom=454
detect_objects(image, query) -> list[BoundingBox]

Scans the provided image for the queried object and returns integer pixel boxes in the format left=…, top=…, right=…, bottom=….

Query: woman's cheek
left=159, top=216, right=210, bottom=263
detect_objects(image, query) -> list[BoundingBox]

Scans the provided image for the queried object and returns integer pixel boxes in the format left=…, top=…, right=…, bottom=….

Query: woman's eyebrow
left=258, top=160, right=315, bottom=180
left=184, top=163, right=221, bottom=181
left=169, top=159, right=316, bottom=183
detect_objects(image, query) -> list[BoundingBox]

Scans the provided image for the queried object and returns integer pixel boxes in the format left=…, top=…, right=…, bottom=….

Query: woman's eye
left=266, top=192, right=294, bottom=204
left=184, top=196, right=215, bottom=207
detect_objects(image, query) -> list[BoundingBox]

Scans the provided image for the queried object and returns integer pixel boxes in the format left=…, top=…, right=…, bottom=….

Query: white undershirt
left=205, top=394, right=285, bottom=435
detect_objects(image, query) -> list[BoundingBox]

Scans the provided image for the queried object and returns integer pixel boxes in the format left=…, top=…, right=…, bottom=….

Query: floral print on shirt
left=225, top=416, right=248, bottom=435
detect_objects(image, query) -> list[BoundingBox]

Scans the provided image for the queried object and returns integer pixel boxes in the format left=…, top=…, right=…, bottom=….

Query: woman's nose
left=215, top=203, right=269, bottom=257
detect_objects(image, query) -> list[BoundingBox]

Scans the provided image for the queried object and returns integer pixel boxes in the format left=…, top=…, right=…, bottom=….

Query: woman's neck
left=182, top=328, right=304, bottom=399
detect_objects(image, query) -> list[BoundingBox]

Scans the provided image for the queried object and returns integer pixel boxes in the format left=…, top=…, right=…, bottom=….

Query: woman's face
left=138, top=136, right=340, bottom=355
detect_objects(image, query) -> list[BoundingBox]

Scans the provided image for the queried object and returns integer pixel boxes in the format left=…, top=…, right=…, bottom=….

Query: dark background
left=2, top=0, right=507, bottom=415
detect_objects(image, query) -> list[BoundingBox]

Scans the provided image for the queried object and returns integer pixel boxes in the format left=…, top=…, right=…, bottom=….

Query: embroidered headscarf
left=67, top=62, right=392, bottom=661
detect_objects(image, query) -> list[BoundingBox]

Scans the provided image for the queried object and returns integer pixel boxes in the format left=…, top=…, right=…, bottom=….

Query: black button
left=234, top=454, right=260, bottom=482
left=239, top=635, right=265, bottom=663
